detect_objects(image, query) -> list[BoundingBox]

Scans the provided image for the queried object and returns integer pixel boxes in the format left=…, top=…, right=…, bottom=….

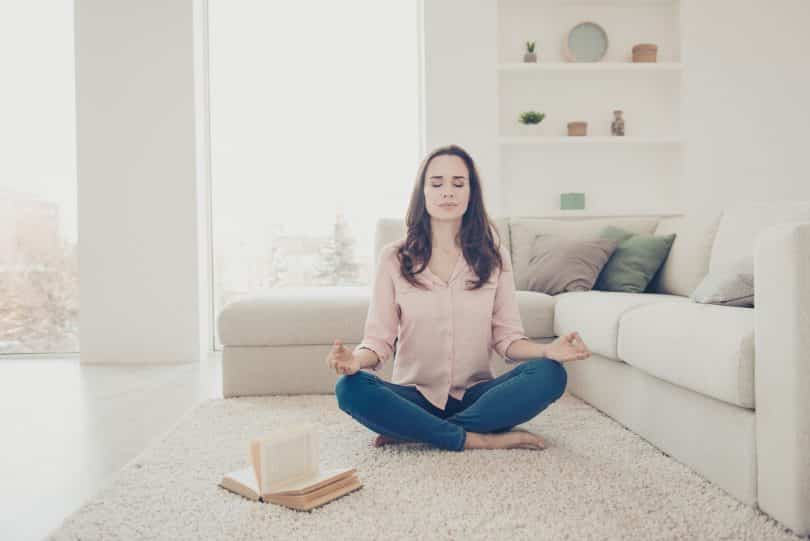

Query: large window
left=0, top=1, right=79, bottom=355
left=208, top=1, right=422, bottom=349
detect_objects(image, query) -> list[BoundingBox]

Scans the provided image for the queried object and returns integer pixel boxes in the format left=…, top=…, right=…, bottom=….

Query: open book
left=219, top=422, right=362, bottom=511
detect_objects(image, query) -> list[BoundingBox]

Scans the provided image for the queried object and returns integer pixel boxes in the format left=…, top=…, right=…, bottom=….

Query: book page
left=259, top=423, right=320, bottom=493
left=221, top=466, right=260, bottom=500
left=270, top=467, right=355, bottom=495
left=249, top=440, right=261, bottom=491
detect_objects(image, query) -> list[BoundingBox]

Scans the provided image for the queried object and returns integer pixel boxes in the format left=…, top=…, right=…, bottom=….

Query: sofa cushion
left=509, top=216, right=664, bottom=291
left=709, top=200, right=810, bottom=274
left=618, top=302, right=755, bottom=409
left=594, top=226, right=676, bottom=293
left=217, top=286, right=371, bottom=346
left=553, top=291, right=690, bottom=360
left=647, top=209, right=723, bottom=297
left=525, top=235, right=619, bottom=294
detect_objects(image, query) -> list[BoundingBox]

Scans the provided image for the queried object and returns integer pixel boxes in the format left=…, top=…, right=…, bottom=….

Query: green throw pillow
left=594, top=226, right=676, bottom=293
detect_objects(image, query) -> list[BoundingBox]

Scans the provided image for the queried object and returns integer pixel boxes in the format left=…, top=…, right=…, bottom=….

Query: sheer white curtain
left=209, top=0, right=422, bottom=348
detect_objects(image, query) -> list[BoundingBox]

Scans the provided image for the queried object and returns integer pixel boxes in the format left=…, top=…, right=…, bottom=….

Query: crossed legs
left=334, top=358, right=567, bottom=452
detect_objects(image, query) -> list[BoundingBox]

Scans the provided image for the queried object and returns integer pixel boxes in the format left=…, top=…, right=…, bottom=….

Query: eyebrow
left=429, top=175, right=466, bottom=180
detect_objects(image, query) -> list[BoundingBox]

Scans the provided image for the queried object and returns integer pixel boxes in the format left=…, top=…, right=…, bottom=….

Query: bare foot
left=464, top=429, right=546, bottom=450
left=372, top=434, right=414, bottom=447
left=508, top=428, right=547, bottom=449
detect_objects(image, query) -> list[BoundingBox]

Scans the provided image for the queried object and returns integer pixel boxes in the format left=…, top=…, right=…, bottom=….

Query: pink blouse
left=353, top=239, right=531, bottom=411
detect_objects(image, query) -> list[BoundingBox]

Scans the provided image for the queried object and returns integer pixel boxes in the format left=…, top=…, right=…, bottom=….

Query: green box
left=560, top=192, right=585, bottom=210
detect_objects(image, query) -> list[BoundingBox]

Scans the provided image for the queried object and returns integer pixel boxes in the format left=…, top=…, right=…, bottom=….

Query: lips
left=439, top=204, right=457, bottom=208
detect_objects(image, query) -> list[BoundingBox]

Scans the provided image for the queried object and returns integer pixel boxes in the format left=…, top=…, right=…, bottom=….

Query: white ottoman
left=216, top=286, right=394, bottom=397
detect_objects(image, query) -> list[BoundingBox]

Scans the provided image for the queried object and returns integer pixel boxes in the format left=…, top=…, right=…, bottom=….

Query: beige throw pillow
left=526, top=234, right=619, bottom=295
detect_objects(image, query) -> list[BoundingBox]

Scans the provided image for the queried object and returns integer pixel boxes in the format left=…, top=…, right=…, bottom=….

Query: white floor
left=0, top=353, right=224, bottom=541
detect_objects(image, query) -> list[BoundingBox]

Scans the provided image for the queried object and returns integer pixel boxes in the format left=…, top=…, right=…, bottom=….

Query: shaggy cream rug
left=48, top=393, right=805, bottom=540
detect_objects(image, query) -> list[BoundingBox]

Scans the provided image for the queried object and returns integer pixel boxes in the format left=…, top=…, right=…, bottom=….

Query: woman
left=328, top=144, right=591, bottom=452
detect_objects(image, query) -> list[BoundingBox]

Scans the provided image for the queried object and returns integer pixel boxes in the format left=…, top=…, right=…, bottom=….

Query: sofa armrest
left=754, top=220, right=810, bottom=535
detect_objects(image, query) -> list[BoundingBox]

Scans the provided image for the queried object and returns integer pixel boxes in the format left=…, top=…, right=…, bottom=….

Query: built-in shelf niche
left=496, top=0, right=683, bottom=214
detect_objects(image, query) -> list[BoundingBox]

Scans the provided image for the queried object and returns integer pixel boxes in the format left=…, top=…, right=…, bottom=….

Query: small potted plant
left=524, top=41, right=537, bottom=63
left=519, top=110, right=545, bottom=136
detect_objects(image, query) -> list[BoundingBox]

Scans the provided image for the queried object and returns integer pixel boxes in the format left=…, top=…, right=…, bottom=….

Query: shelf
left=499, top=136, right=682, bottom=145
left=498, top=62, right=683, bottom=72
left=502, top=0, right=678, bottom=7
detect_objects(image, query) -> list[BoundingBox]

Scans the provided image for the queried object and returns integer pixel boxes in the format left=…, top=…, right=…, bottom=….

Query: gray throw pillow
left=526, top=234, right=620, bottom=295
left=594, top=226, right=677, bottom=293
left=691, top=255, right=754, bottom=307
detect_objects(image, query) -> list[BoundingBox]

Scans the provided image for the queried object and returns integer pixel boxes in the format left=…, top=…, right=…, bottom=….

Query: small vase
left=523, top=52, right=537, bottom=63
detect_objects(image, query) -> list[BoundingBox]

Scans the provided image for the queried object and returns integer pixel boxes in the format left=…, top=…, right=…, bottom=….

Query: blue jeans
left=334, top=357, right=567, bottom=452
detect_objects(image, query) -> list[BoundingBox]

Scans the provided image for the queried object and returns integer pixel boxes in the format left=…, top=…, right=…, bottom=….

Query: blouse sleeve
left=491, top=246, right=530, bottom=363
left=353, top=246, right=399, bottom=371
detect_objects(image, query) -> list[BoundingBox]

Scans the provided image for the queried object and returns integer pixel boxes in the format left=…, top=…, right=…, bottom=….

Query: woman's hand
left=326, top=339, right=361, bottom=375
left=545, top=331, right=591, bottom=363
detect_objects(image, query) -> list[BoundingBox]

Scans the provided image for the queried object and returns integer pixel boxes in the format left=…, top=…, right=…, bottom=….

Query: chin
left=433, top=209, right=462, bottom=218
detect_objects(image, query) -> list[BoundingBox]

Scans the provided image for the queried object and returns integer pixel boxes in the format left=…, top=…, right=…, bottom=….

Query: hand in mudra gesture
left=545, top=331, right=591, bottom=363
left=326, top=339, right=361, bottom=376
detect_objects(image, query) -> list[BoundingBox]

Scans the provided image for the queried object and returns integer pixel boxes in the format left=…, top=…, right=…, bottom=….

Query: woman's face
left=423, top=154, right=470, bottom=222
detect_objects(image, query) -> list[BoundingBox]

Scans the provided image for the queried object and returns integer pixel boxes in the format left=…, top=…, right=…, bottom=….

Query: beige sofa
left=217, top=201, right=810, bottom=536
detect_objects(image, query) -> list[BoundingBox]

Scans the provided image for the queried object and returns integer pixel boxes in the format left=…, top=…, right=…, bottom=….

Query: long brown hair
left=396, top=144, right=504, bottom=291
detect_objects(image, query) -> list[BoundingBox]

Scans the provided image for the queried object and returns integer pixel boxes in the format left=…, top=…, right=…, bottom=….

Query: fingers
left=335, top=359, right=354, bottom=375
left=329, top=355, right=346, bottom=374
left=570, top=331, right=590, bottom=353
left=328, top=339, right=354, bottom=374
left=568, top=333, right=585, bottom=352
left=327, top=339, right=343, bottom=370
left=563, top=331, right=591, bottom=361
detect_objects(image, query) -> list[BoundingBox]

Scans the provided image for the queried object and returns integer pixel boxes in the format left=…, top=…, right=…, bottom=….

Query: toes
left=522, top=442, right=546, bottom=450
left=373, top=434, right=410, bottom=447
left=508, top=428, right=546, bottom=449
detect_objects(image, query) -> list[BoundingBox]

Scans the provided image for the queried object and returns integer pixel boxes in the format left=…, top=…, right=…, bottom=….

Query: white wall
left=75, top=0, right=211, bottom=363
left=423, top=0, right=502, bottom=215
left=425, top=0, right=810, bottom=217
left=680, top=0, right=810, bottom=212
